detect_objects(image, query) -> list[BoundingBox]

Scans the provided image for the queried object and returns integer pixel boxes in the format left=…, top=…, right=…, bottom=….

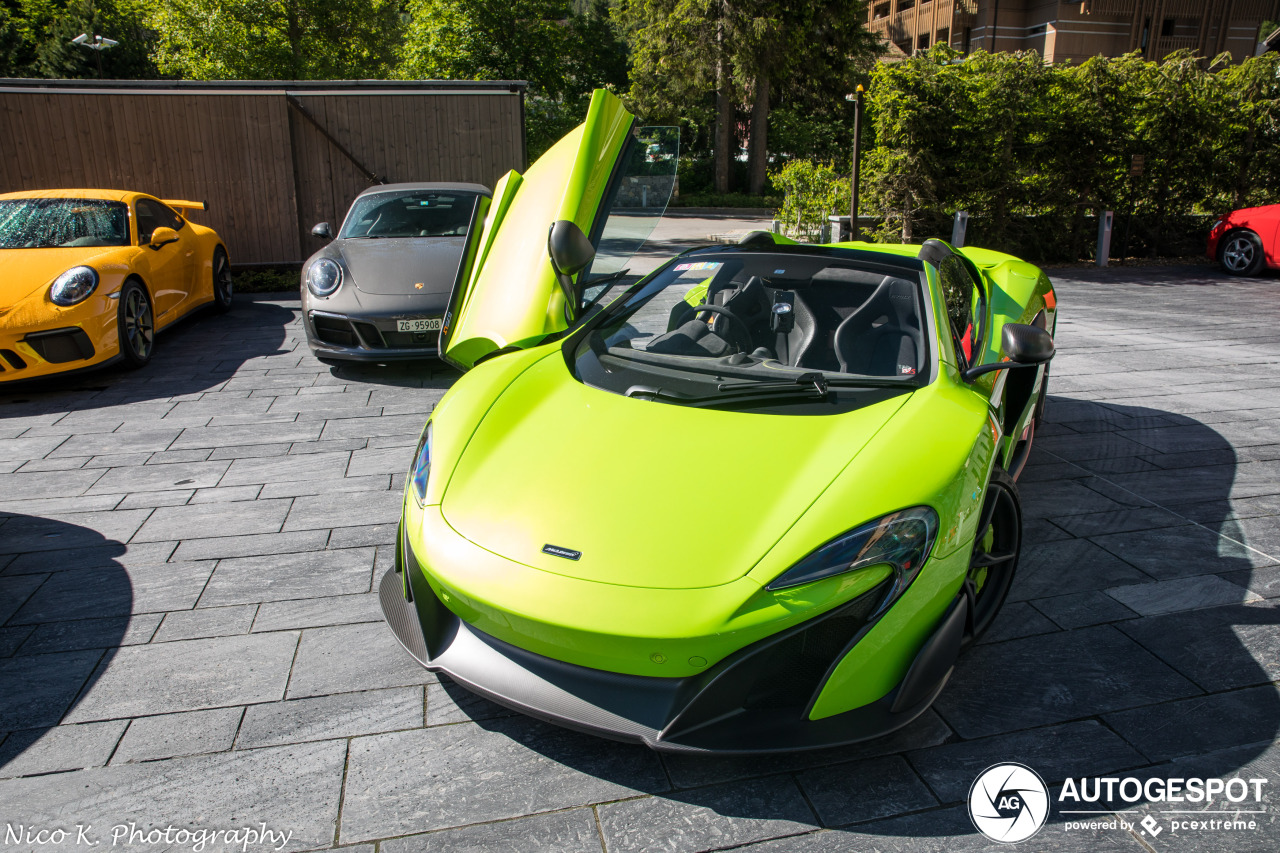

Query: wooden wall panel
left=0, top=84, right=525, bottom=263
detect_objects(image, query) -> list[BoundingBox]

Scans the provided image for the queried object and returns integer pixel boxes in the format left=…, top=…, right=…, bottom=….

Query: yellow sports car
left=0, top=189, right=233, bottom=383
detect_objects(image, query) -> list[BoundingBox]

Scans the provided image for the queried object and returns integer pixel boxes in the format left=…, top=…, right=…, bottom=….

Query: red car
left=1208, top=204, right=1279, bottom=276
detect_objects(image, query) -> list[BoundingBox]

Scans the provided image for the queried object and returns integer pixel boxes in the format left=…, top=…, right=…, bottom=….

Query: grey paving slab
left=1031, top=590, right=1139, bottom=630
left=797, top=754, right=938, bottom=827
left=65, top=632, right=298, bottom=723
left=208, top=441, right=293, bottom=459
left=0, top=625, right=34, bottom=657
left=328, top=522, right=399, bottom=548
left=1049, top=507, right=1189, bottom=538
left=237, top=686, right=423, bottom=749
left=1091, top=524, right=1276, bottom=579
left=380, top=809, right=602, bottom=853
left=188, top=484, right=263, bottom=504
left=426, top=679, right=518, bottom=728
left=199, top=547, right=374, bottom=607
left=0, top=508, right=151, bottom=552
left=171, top=420, right=323, bottom=450
left=12, top=562, right=213, bottom=622
left=909, top=720, right=1146, bottom=803
left=117, top=490, right=194, bottom=509
left=0, top=739, right=345, bottom=851
left=599, top=775, right=816, bottom=852
left=934, top=625, right=1200, bottom=738
left=974, top=601, right=1062, bottom=644
left=322, top=413, right=428, bottom=441
left=49, top=428, right=182, bottom=458
left=0, top=649, right=103, bottom=729
left=252, top=592, right=383, bottom=633
left=1223, top=563, right=1280, bottom=599
left=131, top=497, right=292, bottom=542
left=0, top=433, right=68, bottom=462
left=347, top=446, right=415, bottom=477
left=286, top=622, right=435, bottom=698
left=260, top=475, right=391, bottom=500
left=1104, top=685, right=1280, bottom=762
left=112, top=706, right=244, bottom=763
left=1008, top=539, right=1152, bottom=602
left=283, top=490, right=402, bottom=531
left=154, top=604, right=258, bottom=643
left=87, top=460, right=231, bottom=494
left=0, top=720, right=127, bottom=778
left=1106, top=574, right=1259, bottom=616
left=0, top=468, right=103, bottom=502
left=339, top=717, right=668, bottom=842
left=17, top=613, right=163, bottom=654
left=220, top=450, right=352, bottom=486
left=1117, top=600, right=1280, bottom=691
left=170, top=529, right=329, bottom=562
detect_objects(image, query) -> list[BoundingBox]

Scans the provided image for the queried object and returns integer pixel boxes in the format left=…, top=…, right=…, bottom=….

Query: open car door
left=440, top=89, right=678, bottom=369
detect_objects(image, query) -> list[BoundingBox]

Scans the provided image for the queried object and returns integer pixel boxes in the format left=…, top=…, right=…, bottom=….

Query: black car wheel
left=1220, top=230, right=1264, bottom=277
left=212, top=247, right=234, bottom=312
left=118, top=279, right=155, bottom=368
left=963, top=467, right=1021, bottom=646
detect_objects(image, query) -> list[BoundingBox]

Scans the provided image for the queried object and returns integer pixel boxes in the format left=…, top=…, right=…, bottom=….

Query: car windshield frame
left=338, top=190, right=481, bottom=240
left=0, top=198, right=131, bottom=250
left=564, top=245, right=938, bottom=412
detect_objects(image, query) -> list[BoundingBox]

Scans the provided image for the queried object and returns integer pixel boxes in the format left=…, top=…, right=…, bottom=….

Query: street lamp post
left=847, top=85, right=865, bottom=242
left=71, top=33, right=119, bottom=78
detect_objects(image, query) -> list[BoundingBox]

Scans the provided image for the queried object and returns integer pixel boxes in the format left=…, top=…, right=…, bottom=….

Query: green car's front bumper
left=380, top=526, right=969, bottom=755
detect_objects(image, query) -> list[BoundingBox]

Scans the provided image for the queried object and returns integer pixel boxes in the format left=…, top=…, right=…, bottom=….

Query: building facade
left=868, top=0, right=1280, bottom=63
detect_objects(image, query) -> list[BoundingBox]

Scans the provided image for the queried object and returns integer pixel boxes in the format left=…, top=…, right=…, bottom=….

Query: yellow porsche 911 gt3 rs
left=0, top=189, right=233, bottom=383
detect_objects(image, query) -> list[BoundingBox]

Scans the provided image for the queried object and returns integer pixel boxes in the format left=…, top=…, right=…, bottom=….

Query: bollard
left=819, top=223, right=831, bottom=244
left=1096, top=210, right=1114, bottom=267
left=770, top=220, right=781, bottom=234
left=951, top=211, right=969, bottom=248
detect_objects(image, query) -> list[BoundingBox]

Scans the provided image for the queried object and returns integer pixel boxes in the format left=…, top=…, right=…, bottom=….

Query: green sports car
left=380, top=90, right=1058, bottom=753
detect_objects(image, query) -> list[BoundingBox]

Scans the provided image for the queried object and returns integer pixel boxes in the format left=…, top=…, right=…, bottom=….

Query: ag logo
left=968, top=763, right=1050, bottom=843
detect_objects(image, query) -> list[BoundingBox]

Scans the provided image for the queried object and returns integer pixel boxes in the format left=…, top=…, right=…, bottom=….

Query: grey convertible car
left=302, top=182, right=490, bottom=363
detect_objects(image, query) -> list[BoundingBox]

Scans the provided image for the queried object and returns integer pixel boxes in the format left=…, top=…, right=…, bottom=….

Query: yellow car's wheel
left=212, top=246, right=233, bottom=313
left=118, top=279, right=155, bottom=369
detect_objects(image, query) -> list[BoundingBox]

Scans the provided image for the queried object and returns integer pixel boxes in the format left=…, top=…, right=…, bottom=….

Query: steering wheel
left=693, top=303, right=753, bottom=350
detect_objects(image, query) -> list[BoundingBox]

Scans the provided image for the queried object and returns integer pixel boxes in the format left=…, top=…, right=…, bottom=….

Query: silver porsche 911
left=301, top=182, right=490, bottom=363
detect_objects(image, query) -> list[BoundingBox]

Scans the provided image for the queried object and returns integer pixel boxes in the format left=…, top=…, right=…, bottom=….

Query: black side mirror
left=548, top=220, right=595, bottom=320
left=962, top=323, right=1054, bottom=382
left=311, top=222, right=332, bottom=239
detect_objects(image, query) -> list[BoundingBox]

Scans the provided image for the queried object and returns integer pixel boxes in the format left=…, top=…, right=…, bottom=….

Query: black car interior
left=645, top=262, right=925, bottom=377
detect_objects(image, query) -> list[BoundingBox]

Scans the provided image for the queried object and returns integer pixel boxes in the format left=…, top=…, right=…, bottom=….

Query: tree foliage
left=2, top=0, right=159, bottom=78
left=149, top=0, right=403, bottom=80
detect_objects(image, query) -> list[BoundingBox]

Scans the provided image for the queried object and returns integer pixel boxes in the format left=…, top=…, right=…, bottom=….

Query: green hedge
left=775, top=48, right=1280, bottom=263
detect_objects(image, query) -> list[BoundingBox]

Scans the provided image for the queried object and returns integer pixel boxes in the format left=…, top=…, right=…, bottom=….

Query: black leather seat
left=833, top=277, right=923, bottom=376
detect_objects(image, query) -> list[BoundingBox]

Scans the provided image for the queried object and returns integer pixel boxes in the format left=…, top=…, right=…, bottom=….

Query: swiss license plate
left=396, top=318, right=442, bottom=333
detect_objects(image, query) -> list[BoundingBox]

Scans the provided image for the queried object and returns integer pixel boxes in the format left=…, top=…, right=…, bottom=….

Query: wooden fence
left=0, top=79, right=526, bottom=264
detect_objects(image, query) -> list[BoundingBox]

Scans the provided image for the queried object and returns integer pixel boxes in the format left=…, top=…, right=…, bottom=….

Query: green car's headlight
left=766, top=506, right=939, bottom=593
left=409, top=422, right=432, bottom=505
left=50, top=266, right=99, bottom=306
left=307, top=258, right=342, bottom=297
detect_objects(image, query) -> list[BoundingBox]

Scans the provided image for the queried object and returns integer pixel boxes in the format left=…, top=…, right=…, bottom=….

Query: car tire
left=212, top=246, right=233, bottom=312
left=117, top=279, right=155, bottom=369
left=962, top=467, right=1021, bottom=647
left=1219, top=229, right=1265, bottom=276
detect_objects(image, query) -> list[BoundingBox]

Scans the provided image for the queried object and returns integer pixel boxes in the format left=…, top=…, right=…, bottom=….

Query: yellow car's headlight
left=50, top=266, right=99, bottom=306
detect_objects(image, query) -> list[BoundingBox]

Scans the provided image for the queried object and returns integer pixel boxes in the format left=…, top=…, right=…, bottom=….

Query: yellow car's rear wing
left=163, top=199, right=208, bottom=213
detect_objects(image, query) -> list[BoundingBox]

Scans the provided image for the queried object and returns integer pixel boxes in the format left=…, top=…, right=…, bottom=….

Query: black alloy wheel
left=962, top=467, right=1021, bottom=646
left=213, top=246, right=234, bottom=312
left=118, top=280, right=155, bottom=368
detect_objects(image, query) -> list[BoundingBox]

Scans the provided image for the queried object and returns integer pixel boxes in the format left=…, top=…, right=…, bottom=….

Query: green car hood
left=440, top=353, right=910, bottom=590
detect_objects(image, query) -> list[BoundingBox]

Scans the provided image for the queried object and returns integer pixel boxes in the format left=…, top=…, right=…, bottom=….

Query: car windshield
left=0, top=198, right=129, bottom=249
left=340, top=191, right=479, bottom=239
left=572, top=249, right=929, bottom=411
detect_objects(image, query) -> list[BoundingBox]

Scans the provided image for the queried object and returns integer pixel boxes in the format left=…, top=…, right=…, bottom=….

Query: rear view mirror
left=962, top=323, right=1054, bottom=382
left=547, top=220, right=595, bottom=320
left=311, top=222, right=332, bottom=239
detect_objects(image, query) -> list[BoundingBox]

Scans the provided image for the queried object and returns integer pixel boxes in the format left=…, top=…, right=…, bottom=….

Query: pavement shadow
left=459, top=395, right=1280, bottom=836
left=0, top=297, right=293, bottom=413
left=0, top=515, right=132, bottom=774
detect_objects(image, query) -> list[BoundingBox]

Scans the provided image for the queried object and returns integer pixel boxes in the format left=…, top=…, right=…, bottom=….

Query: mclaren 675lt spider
left=379, top=90, right=1058, bottom=753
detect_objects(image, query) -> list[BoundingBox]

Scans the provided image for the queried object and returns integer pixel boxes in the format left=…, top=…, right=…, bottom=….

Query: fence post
left=819, top=222, right=832, bottom=244
left=1096, top=211, right=1114, bottom=267
left=951, top=211, right=969, bottom=248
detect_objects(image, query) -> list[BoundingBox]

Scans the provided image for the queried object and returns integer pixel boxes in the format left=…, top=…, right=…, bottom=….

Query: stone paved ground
left=2, top=262, right=1279, bottom=852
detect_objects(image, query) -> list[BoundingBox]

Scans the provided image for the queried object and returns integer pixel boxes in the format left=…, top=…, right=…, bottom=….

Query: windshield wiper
left=717, top=371, right=910, bottom=393
left=626, top=382, right=827, bottom=409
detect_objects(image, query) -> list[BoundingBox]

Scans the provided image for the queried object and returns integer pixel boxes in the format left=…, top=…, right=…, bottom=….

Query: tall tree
left=619, top=0, right=879, bottom=195
left=3, top=0, right=159, bottom=78
left=149, top=0, right=402, bottom=80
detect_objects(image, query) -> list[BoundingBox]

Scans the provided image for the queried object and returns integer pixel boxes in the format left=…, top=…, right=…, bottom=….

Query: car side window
left=937, top=255, right=980, bottom=366
left=135, top=199, right=185, bottom=244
